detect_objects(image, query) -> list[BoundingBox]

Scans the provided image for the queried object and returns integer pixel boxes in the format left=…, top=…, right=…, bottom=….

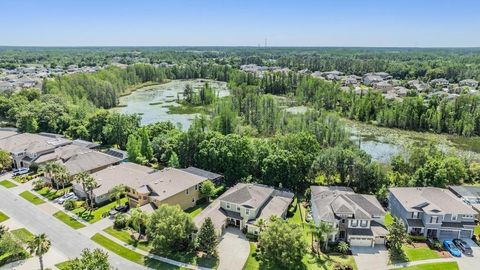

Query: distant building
left=459, top=79, right=479, bottom=90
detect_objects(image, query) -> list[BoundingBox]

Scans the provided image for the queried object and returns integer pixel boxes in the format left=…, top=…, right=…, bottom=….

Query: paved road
left=217, top=227, right=250, bottom=270
left=454, top=238, right=480, bottom=270
left=0, top=186, right=148, bottom=270
left=351, top=245, right=389, bottom=270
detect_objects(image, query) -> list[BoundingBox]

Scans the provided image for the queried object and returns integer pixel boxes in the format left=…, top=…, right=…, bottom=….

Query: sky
left=1, top=0, right=479, bottom=47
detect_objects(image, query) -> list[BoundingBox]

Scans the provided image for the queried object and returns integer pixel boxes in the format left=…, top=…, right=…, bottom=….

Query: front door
left=426, top=229, right=437, bottom=238
left=236, top=219, right=240, bottom=227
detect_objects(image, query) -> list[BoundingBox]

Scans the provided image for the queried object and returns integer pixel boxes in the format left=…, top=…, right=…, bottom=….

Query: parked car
left=57, top=192, right=76, bottom=204
left=443, top=240, right=462, bottom=257
left=453, top=239, right=473, bottom=256
left=12, top=168, right=29, bottom=176
left=114, top=204, right=129, bottom=213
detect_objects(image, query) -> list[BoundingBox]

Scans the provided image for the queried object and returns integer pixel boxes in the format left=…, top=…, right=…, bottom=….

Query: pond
left=113, top=79, right=229, bottom=129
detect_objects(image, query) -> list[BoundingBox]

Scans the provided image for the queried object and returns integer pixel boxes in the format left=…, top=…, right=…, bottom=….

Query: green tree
left=126, top=134, right=142, bottom=163
left=196, top=217, right=218, bottom=256
left=337, top=241, right=349, bottom=254
left=17, top=111, right=38, bottom=133
left=147, top=204, right=195, bottom=252
left=61, top=248, right=111, bottom=270
left=27, top=233, right=51, bottom=270
left=129, top=208, right=149, bottom=241
left=200, top=180, right=216, bottom=202
left=387, top=217, right=407, bottom=259
left=75, top=172, right=97, bottom=208
left=139, top=128, right=154, bottom=161
left=0, top=150, right=12, bottom=172
left=108, top=184, right=126, bottom=206
left=258, top=218, right=306, bottom=268
left=168, top=152, right=180, bottom=168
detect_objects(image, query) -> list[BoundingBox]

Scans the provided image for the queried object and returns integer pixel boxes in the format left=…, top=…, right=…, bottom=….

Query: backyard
left=185, top=201, right=210, bottom=218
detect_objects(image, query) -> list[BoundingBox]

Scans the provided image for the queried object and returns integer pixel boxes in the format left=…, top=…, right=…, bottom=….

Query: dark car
left=115, top=204, right=129, bottom=213
left=453, top=239, right=473, bottom=256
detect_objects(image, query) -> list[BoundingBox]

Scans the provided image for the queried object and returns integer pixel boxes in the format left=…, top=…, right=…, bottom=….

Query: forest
left=1, top=47, right=480, bottom=198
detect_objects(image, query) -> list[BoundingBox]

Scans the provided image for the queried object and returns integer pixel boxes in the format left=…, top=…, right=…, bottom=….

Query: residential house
left=388, top=187, right=476, bottom=239
left=310, top=186, right=387, bottom=247
left=73, top=163, right=208, bottom=210
left=194, top=183, right=294, bottom=236
left=373, top=81, right=394, bottom=93
left=342, top=75, right=361, bottom=86
left=459, top=79, right=479, bottom=90
left=362, top=74, right=384, bottom=86
left=321, top=70, right=344, bottom=81
left=0, top=132, right=71, bottom=169
left=429, top=78, right=450, bottom=90
left=448, top=186, right=480, bottom=219
left=407, top=80, right=428, bottom=92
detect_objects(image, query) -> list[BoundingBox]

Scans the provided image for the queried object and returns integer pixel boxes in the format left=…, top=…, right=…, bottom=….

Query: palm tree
left=109, top=184, right=126, bottom=206
left=44, top=162, right=67, bottom=190
left=27, top=233, right=51, bottom=270
left=75, top=172, right=97, bottom=208
left=129, top=208, right=148, bottom=241
left=318, top=221, right=337, bottom=252
left=56, top=168, right=70, bottom=195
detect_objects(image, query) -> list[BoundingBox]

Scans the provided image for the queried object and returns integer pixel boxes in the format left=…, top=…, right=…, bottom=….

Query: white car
left=57, top=192, right=76, bottom=204
left=12, top=168, right=29, bottom=176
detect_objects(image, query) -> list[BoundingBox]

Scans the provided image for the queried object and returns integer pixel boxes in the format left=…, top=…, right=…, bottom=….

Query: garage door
left=350, top=237, right=373, bottom=247
left=375, top=236, right=385, bottom=245
left=439, top=230, right=459, bottom=240
left=460, top=230, right=472, bottom=239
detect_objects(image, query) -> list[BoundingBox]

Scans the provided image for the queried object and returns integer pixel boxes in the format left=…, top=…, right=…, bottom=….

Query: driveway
left=0, top=185, right=148, bottom=270
left=351, top=245, right=388, bottom=270
left=454, top=238, right=480, bottom=270
left=217, top=227, right=250, bottom=270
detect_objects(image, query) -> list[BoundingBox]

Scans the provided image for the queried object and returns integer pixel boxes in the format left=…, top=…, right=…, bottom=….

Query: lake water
left=114, top=79, right=229, bottom=129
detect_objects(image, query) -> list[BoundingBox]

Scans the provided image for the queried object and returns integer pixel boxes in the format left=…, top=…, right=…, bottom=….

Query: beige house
left=194, top=183, right=294, bottom=236
left=74, top=162, right=208, bottom=210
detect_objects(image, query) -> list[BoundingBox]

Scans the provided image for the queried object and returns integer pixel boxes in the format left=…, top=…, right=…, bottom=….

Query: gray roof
left=63, top=151, right=121, bottom=175
left=406, top=219, right=425, bottom=228
left=0, top=133, right=71, bottom=154
left=311, top=186, right=385, bottom=223
left=448, top=186, right=480, bottom=200
left=181, top=167, right=222, bottom=181
left=347, top=228, right=373, bottom=236
left=441, top=221, right=476, bottom=228
left=221, top=184, right=275, bottom=209
left=389, top=187, right=476, bottom=215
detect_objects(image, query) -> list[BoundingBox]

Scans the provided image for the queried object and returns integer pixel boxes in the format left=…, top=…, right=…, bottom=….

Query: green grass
left=104, top=226, right=151, bottom=252
left=167, top=104, right=208, bottom=114
left=19, top=190, right=45, bottom=205
left=55, top=261, right=74, bottom=270
left=53, top=211, right=86, bottom=229
left=402, top=245, right=441, bottom=262
left=400, top=262, right=459, bottom=270
left=243, top=242, right=260, bottom=270
left=91, top=233, right=183, bottom=270
left=11, top=228, right=34, bottom=243
left=185, top=201, right=210, bottom=218
left=384, top=212, right=393, bottom=226
left=0, top=179, right=17, bottom=188
left=104, top=226, right=217, bottom=268
left=0, top=211, right=9, bottom=223
left=37, top=186, right=71, bottom=200
left=72, top=197, right=127, bottom=223
left=475, top=225, right=480, bottom=236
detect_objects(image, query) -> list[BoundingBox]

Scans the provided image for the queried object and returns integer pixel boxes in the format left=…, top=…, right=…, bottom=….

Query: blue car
left=443, top=240, right=462, bottom=257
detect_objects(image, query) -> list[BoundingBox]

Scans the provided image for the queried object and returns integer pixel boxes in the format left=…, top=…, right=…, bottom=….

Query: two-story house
left=194, top=183, right=294, bottom=236
left=310, top=186, right=387, bottom=247
left=389, top=187, right=477, bottom=239
left=448, top=185, right=480, bottom=220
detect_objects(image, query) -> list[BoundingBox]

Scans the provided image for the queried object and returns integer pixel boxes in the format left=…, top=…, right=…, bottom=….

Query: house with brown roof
left=194, top=183, right=294, bottom=236
left=311, top=186, right=387, bottom=247
left=73, top=163, right=208, bottom=210
left=388, top=187, right=476, bottom=240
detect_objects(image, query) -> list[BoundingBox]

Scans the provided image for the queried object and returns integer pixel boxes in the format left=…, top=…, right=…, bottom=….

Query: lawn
left=185, top=201, right=210, bottom=218
left=0, top=211, right=9, bottom=222
left=0, top=179, right=17, bottom=188
left=104, top=226, right=151, bottom=252
left=400, top=262, right=459, bottom=270
left=384, top=212, right=393, bottom=226
left=53, top=211, right=85, bottom=229
left=402, top=245, right=440, bottom=262
left=37, top=186, right=71, bottom=200
left=243, top=242, right=260, bottom=270
left=475, top=225, right=480, bottom=236
left=72, top=197, right=127, bottom=223
left=19, top=190, right=45, bottom=205
left=11, top=228, right=34, bottom=243
left=104, top=226, right=217, bottom=268
left=90, top=233, right=183, bottom=270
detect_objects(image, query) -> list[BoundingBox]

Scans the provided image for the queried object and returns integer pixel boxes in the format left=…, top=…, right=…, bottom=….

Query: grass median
left=0, top=211, right=9, bottom=222
left=11, top=228, right=34, bottom=243
left=53, top=211, right=86, bottom=229
left=19, top=190, right=45, bottom=205
left=0, top=179, right=17, bottom=188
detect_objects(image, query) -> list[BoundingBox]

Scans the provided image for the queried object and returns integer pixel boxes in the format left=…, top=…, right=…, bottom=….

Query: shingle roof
left=406, top=219, right=425, bottom=228
left=448, top=186, right=480, bottom=199
left=0, top=133, right=71, bottom=154
left=221, top=184, right=275, bottom=209
left=389, top=187, right=476, bottom=215
left=181, top=167, right=222, bottom=181
left=347, top=228, right=374, bottom=236
left=63, top=151, right=121, bottom=175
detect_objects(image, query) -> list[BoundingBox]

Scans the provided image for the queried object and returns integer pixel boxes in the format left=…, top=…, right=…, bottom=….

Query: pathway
left=389, top=258, right=456, bottom=269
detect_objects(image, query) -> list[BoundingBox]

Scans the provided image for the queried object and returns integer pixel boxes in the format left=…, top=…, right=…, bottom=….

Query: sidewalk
left=389, top=258, right=457, bottom=269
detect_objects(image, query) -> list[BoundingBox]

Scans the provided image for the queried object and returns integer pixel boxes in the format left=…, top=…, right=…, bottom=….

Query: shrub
left=114, top=213, right=129, bottom=229
left=337, top=241, right=349, bottom=254
left=64, top=200, right=75, bottom=211
left=408, top=235, right=427, bottom=243
left=29, top=163, right=39, bottom=173
left=32, top=179, right=45, bottom=190
left=333, top=263, right=353, bottom=270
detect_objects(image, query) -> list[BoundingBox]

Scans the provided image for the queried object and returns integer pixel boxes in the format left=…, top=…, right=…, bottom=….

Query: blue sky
left=1, top=0, right=479, bottom=47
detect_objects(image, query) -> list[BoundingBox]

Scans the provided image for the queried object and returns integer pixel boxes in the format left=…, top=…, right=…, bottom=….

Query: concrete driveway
left=351, top=245, right=388, bottom=270
left=454, top=238, right=480, bottom=270
left=217, top=227, right=250, bottom=270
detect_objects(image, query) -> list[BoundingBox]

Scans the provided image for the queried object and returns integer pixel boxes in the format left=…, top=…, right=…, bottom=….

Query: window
left=195, top=185, right=198, bottom=191
left=237, top=206, right=240, bottom=211
left=342, top=219, right=345, bottom=224
left=246, top=209, right=250, bottom=215
left=351, top=220, right=358, bottom=227
left=192, top=198, right=195, bottom=203
left=412, top=212, right=419, bottom=219
left=430, top=216, right=438, bottom=223
left=226, top=202, right=230, bottom=209
left=185, top=189, right=189, bottom=195
left=360, top=220, right=368, bottom=227
left=451, top=214, right=457, bottom=221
